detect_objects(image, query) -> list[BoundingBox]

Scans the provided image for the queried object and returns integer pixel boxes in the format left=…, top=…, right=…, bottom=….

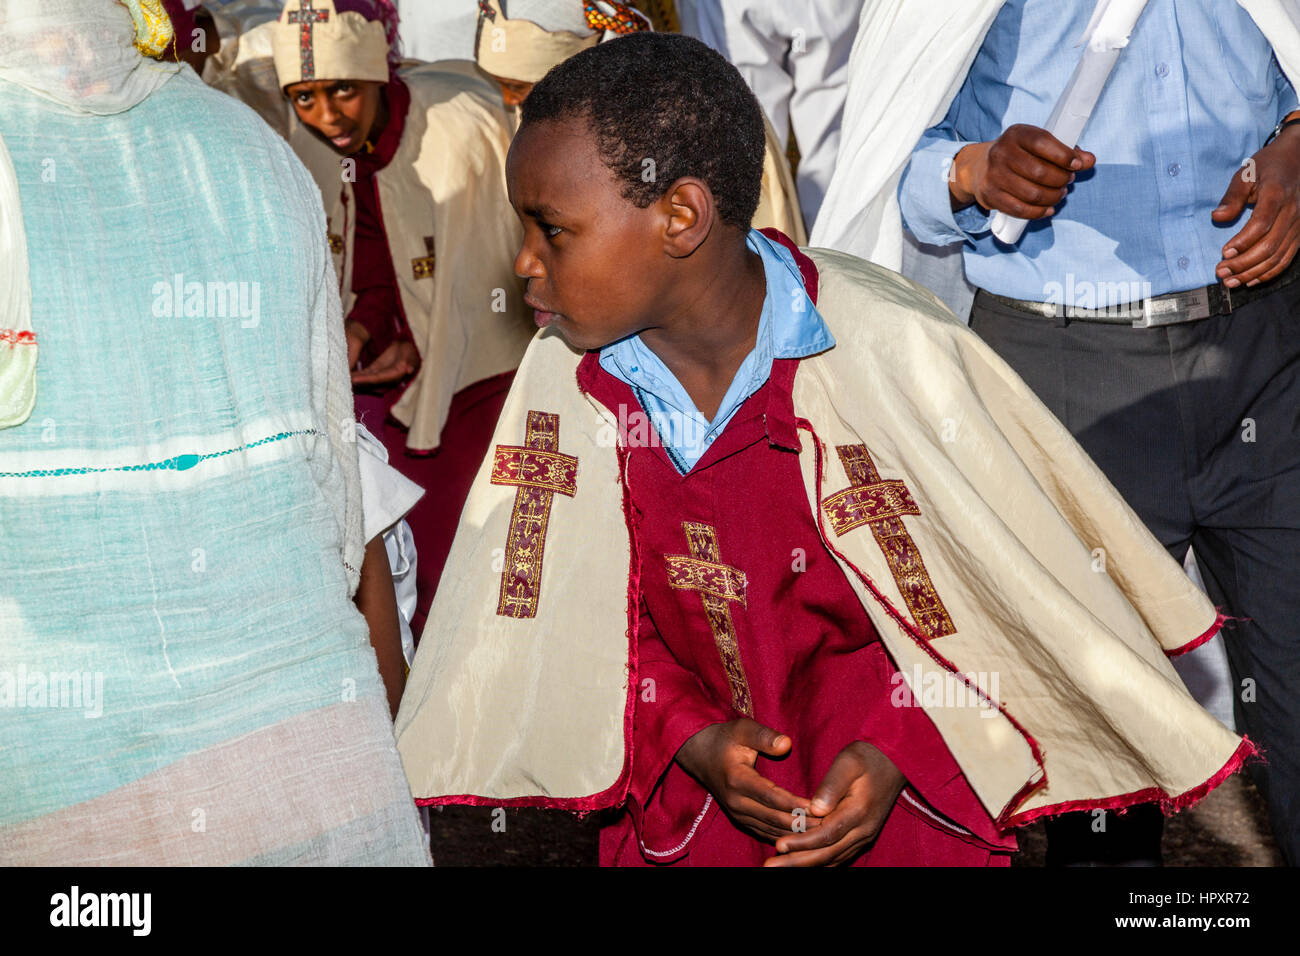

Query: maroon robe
left=348, top=77, right=513, bottom=638
left=579, top=353, right=1017, bottom=866
left=347, top=77, right=412, bottom=365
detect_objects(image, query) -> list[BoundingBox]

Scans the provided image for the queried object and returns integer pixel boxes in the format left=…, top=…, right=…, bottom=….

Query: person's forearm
left=355, top=533, right=406, bottom=719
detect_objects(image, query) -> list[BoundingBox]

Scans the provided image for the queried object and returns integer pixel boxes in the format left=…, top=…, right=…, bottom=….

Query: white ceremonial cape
left=396, top=243, right=1249, bottom=826
left=809, top=0, right=1300, bottom=317
left=327, top=60, right=533, bottom=453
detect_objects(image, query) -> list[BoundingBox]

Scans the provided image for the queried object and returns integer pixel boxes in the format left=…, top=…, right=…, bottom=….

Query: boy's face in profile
left=506, top=116, right=669, bottom=352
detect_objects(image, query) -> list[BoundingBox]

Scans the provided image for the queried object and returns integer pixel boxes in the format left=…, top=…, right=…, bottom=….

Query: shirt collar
left=598, top=228, right=834, bottom=404
left=749, top=228, right=835, bottom=359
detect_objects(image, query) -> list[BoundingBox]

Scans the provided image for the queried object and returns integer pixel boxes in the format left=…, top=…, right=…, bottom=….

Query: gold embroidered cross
left=490, top=411, right=578, bottom=618
left=665, top=522, right=753, bottom=715
left=412, top=236, right=436, bottom=280
left=822, top=444, right=955, bottom=640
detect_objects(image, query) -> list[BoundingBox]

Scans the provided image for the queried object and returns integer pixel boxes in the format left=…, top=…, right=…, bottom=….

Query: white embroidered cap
left=474, top=0, right=650, bottom=84
left=270, top=0, right=389, bottom=88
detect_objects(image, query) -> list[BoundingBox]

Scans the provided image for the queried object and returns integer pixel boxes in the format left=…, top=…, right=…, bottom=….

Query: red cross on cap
left=287, top=0, right=333, bottom=82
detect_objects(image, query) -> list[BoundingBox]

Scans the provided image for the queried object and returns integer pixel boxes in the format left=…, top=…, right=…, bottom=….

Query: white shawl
left=0, top=0, right=182, bottom=429
left=0, top=0, right=365, bottom=592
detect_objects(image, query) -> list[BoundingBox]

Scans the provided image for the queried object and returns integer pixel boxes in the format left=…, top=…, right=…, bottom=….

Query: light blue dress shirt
left=898, top=0, right=1299, bottom=305
left=599, top=229, right=835, bottom=474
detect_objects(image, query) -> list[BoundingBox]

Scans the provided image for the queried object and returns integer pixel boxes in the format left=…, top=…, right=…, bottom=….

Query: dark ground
left=424, top=771, right=1282, bottom=866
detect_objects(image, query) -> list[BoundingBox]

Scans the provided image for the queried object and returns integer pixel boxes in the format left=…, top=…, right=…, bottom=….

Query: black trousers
left=970, top=283, right=1300, bottom=866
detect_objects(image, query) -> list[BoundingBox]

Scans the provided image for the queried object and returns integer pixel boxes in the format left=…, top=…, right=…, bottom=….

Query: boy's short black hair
left=521, top=31, right=765, bottom=231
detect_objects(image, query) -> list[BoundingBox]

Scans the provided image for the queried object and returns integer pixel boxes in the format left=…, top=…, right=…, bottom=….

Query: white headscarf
left=0, top=0, right=182, bottom=115
left=0, top=0, right=182, bottom=428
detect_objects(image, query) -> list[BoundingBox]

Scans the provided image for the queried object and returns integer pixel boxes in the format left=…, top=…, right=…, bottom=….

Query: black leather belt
left=980, top=255, right=1300, bottom=327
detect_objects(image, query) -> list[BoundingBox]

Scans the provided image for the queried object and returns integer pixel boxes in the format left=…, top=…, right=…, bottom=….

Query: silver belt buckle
left=1134, top=288, right=1212, bottom=328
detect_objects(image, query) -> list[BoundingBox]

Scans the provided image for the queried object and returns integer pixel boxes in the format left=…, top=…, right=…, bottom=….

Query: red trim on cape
left=415, top=792, right=610, bottom=810
left=1164, top=609, right=1246, bottom=658
left=758, top=227, right=817, bottom=304
left=614, top=440, right=640, bottom=807
left=1004, top=737, right=1260, bottom=826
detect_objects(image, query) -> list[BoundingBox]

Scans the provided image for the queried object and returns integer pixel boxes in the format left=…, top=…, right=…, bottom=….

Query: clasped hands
left=674, top=717, right=905, bottom=867
left=949, top=119, right=1300, bottom=289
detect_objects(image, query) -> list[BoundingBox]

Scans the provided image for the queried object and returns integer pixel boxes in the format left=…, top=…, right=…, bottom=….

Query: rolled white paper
left=990, top=0, right=1150, bottom=245
left=1083, top=0, right=1150, bottom=50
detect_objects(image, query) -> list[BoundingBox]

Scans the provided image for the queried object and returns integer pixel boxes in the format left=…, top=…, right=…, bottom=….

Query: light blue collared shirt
left=897, top=0, right=1300, bottom=305
left=599, top=229, right=834, bottom=474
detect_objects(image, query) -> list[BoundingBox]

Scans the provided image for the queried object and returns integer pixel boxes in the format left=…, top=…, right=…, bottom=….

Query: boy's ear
left=661, top=177, right=715, bottom=258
